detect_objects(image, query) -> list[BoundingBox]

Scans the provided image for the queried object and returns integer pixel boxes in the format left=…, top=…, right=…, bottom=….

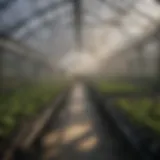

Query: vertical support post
left=0, top=46, right=4, bottom=91
left=138, top=49, right=145, bottom=79
left=72, top=0, right=83, bottom=51
left=156, top=38, right=160, bottom=91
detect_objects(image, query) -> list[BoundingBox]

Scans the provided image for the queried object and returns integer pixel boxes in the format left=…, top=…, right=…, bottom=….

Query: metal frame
left=0, top=0, right=18, bottom=13
left=1, top=0, right=69, bottom=35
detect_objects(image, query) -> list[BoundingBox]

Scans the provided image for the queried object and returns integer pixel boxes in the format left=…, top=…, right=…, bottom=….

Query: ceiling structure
left=0, top=0, right=136, bottom=52
left=1, top=0, right=160, bottom=75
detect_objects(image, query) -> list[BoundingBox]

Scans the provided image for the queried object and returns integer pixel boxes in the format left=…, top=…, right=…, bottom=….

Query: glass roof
left=1, top=0, right=160, bottom=75
left=0, top=0, right=135, bottom=53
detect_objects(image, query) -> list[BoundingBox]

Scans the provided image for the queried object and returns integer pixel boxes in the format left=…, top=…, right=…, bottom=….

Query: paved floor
left=42, top=83, right=135, bottom=160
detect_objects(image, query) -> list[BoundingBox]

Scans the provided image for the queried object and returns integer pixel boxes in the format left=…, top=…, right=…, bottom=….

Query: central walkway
left=42, top=83, right=135, bottom=160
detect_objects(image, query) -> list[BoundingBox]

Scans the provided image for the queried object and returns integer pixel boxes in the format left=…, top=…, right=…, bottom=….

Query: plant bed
left=86, top=85, right=141, bottom=160
left=87, top=83, right=160, bottom=160
left=105, top=100, right=160, bottom=160
left=95, top=81, right=160, bottom=135
left=116, top=98, right=160, bottom=133
left=0, top=82, right=69, bottom=159
left=95, top=81, right=147, bottom=93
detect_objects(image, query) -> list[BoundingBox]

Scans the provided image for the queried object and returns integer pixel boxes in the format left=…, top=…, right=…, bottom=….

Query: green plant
left=116, top=98, right=160, bottom=134
left=96, top=81, right=141, bottom=93
left=96, top=81, right=160, bottom=134
left=0, top=82, right=67, bottom=138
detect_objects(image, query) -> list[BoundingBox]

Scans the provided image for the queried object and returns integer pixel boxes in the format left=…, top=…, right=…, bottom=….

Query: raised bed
left=95, top=81, right=160, bottom=134
left=0, top=82, right=70, bottom=160
left=87, top=83, right=160, bottom=160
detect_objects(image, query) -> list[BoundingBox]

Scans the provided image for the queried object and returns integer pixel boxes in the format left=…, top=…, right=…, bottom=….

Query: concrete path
left=42, top=83, right=135, bottom=160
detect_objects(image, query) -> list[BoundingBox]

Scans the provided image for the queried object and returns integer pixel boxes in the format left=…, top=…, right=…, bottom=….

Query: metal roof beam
left=1, top=0, right=70, bottom=35
left=99, top=0, right=134, bottom=15
left=0, top=0, right=18, bottom=13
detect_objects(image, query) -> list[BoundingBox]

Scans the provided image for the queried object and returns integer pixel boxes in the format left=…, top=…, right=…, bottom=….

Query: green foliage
left=117, top=98, right=160, bottom=134
left=96, top=81, right=141, bottom=93
left=96, top=81, right=160, bottom=134
left=0, top=83, right=66, bottom=138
